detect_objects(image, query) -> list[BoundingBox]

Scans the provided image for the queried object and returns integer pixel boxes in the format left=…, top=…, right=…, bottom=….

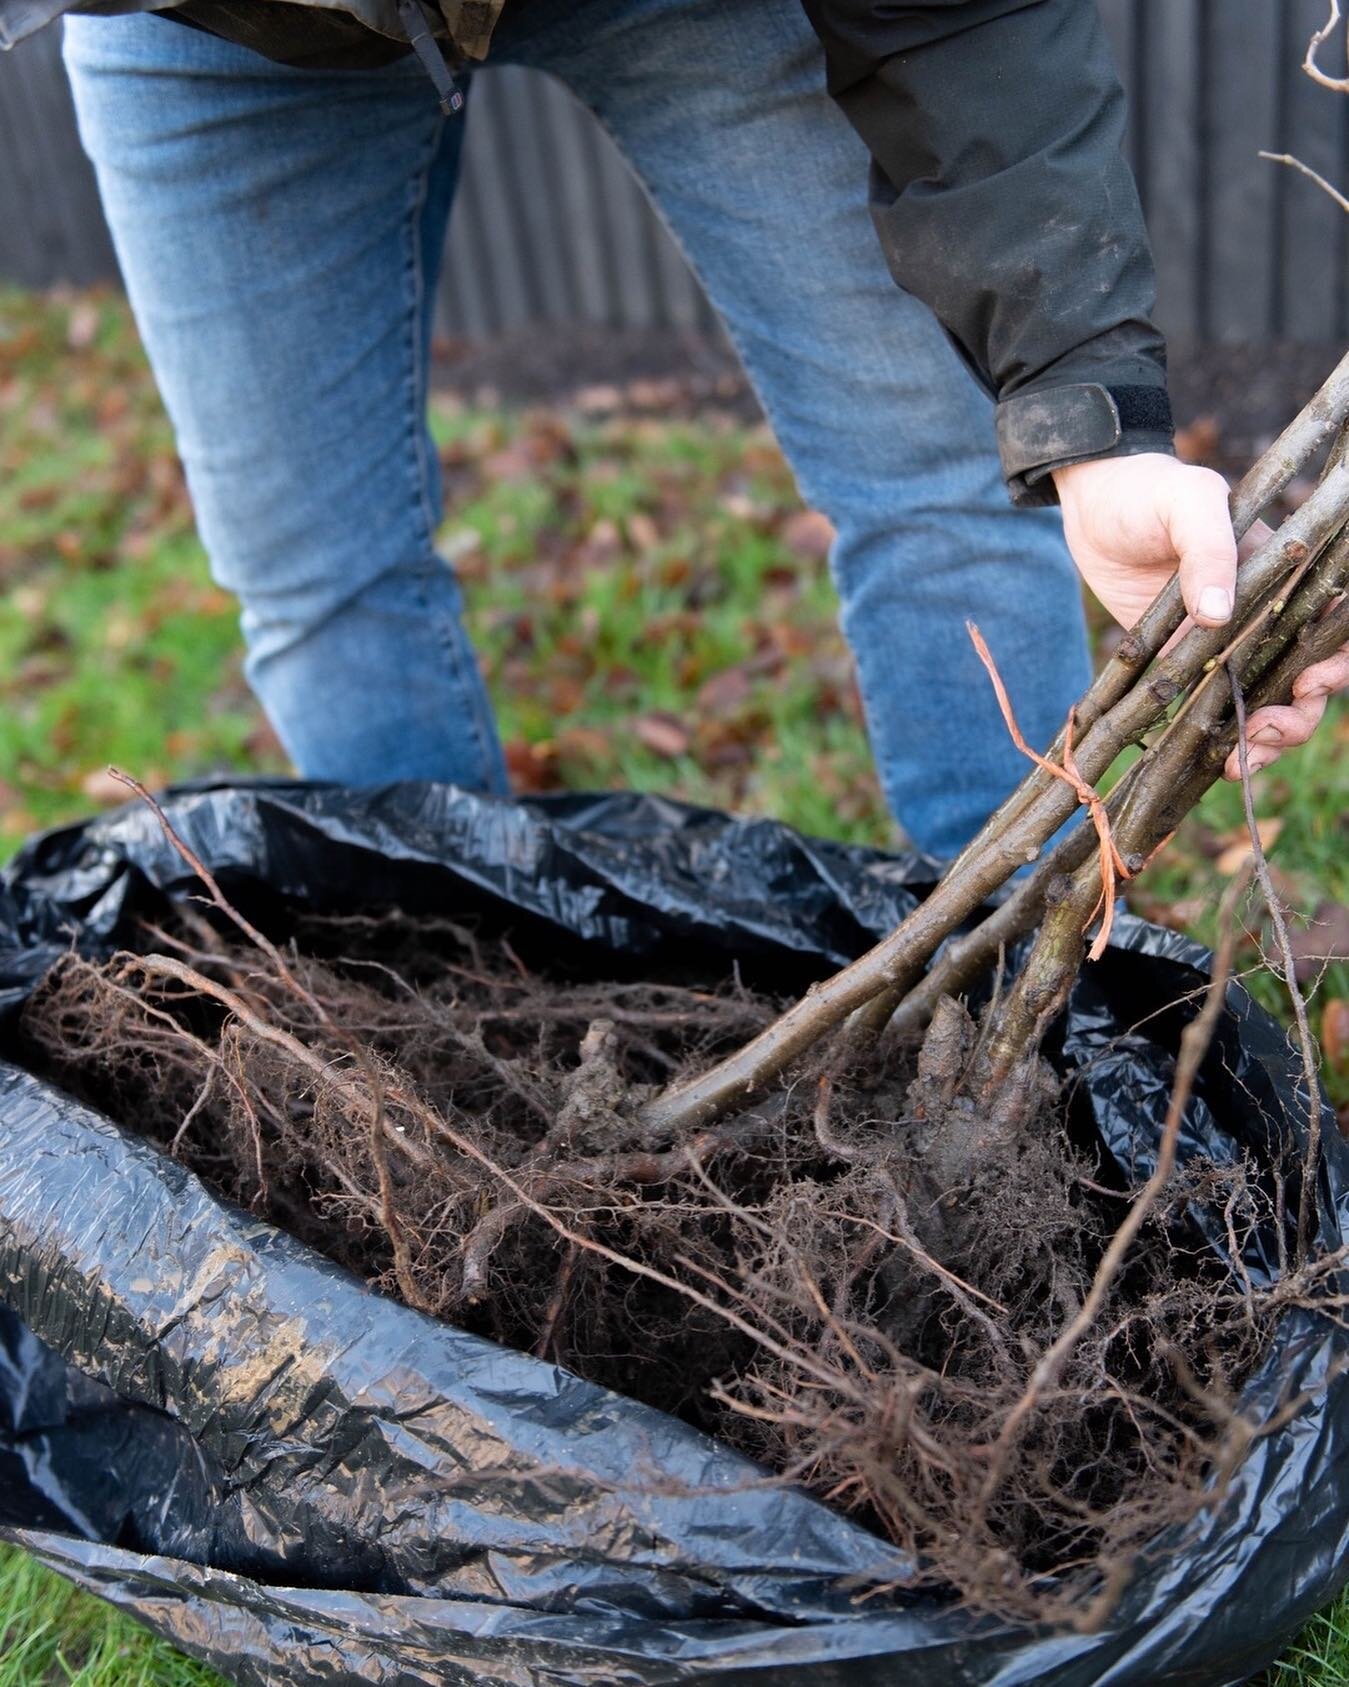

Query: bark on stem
left=885, top=806, right=1114, bottom=1045
left=893, top=540, right=1349, bottom=1040
left=854, top=413, right=1349, bottom=1048
left=936, top=353, right=1349, bottom=895
left=979, top=550, right=1349, bottom=1063
left=641, top=463, right=1349, bottom=1138
left=976, top=884, right=1094, bottom=1089
left=648, top=488, right=1346, bottom=1131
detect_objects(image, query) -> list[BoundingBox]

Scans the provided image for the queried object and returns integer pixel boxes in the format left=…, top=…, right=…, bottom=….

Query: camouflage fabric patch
left=442, top=0, right=502, bottom=60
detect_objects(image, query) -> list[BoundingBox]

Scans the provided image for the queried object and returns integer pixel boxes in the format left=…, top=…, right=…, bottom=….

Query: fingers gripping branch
left=1163, top=465, right=1239, bottom=627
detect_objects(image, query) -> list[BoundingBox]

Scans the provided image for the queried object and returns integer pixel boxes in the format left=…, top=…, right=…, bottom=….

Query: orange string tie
left=967, top=621, right=1132, bottom=961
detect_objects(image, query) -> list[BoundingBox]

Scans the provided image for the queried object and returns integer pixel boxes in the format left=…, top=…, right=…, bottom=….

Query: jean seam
left=401, top=109, right=503, bottom=790
left=576, top=98, right=921, bottom=789
left=582, top=102, right=821, bottom=500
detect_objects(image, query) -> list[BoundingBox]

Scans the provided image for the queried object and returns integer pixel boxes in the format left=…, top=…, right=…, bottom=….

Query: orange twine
left=967, top=621, right=1131, bottom=961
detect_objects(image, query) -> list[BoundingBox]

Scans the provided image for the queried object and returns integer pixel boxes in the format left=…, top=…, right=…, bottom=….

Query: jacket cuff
left=996, top=383, right=1175, bottom=507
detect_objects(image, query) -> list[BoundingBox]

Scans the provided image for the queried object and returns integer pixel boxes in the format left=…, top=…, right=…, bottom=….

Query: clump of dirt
left=13, top=903, right=1287, bottom=1625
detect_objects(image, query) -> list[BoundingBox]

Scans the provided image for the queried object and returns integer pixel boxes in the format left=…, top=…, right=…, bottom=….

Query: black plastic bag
left=0, top=779, right=1345, bottom=1687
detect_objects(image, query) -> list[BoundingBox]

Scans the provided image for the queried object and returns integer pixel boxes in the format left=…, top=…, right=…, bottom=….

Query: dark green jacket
left=2, top=0, right=1175, bottom=498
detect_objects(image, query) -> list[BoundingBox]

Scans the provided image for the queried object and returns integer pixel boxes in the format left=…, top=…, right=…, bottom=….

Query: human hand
left=1052, top=452, right=1348, bottom=781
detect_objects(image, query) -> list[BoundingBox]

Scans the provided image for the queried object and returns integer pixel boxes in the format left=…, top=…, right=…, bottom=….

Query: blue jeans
left=62, top=0, right=1091, bottom=860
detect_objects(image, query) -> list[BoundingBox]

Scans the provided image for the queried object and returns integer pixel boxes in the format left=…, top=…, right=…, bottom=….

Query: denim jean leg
left=500, top=0, right=1093, bottom=858
left=62, top=15, right=508, bottom=792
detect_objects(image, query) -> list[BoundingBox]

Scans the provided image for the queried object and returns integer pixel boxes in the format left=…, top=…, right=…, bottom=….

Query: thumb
left=1163, top=466, right=1238, bottom=628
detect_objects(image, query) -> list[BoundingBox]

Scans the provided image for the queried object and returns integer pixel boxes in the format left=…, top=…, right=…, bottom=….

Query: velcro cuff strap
left=995, top=383, right=1122, bottom=486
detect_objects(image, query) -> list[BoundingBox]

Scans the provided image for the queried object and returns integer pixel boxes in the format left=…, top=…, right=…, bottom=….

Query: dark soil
left=13, top=904, right=1284, bottom=1625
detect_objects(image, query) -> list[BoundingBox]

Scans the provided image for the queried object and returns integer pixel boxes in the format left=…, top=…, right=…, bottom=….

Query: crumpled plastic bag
left=0, top=779, right=1344, bottom=1687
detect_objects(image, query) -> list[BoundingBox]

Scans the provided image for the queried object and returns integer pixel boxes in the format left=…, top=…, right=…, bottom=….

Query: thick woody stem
left=976, top=880, right=1096, bottom=1089
left=938, top=350, right=1349, bottom=891
left=883, top=847, right=1094, bottom=1045
left=859, top=479, right=1349, bottom=1052
left=1255, top=592, right=1349, bottom=704
left=978, top=545, right=1349, bottom=1069
left=855, top=418, right=1349, bottom=1049
left=639, top=465, right=1349, bottom=1138
left=890, top=535, right=1349, bottom=1042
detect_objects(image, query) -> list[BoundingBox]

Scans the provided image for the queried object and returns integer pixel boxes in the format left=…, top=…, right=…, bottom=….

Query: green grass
left=0, top=1553, right=215, bottom=1687
left=1, top=285, right=1346, bottom=1684
left=1268, top=1604, right=1349, bottom=1687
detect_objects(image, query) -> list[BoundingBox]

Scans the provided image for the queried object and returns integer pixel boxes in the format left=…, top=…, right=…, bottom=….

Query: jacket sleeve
left=801, top=0, right=1174, bottom=504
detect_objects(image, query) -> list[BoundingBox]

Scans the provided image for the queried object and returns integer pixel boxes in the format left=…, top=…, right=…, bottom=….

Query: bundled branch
left=640, top=349, right=1349, bottom=1141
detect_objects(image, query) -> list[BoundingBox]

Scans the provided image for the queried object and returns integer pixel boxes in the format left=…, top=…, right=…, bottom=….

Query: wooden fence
left=3, top=1, right=1349, bottom=343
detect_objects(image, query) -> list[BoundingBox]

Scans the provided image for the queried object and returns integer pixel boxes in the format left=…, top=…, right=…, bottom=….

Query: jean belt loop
left=394, top=0, right=466, bottom=116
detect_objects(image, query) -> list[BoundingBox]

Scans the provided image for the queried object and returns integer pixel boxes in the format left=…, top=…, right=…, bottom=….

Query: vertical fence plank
left=1096, top=0, right=1143, bottom=184
left=0, top=23, right=115, bottom=287
left=586, top=110, right=665, bottom=329
left=449, top=69, right=538, bottom=334
left=531, top=73, right=615, bottom=324
left=1205, top=0, right=1284, bottom=342
left=5, top=6, right=1349, bottom=347
left=510, top=71, right=586, bottom=324
left=1133, top=0, right=1204, bottom=340
left=1276, top=0, right=1347, bottom=340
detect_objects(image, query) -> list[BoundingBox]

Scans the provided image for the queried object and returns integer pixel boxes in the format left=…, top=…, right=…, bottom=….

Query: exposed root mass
left=12, top=906, right=1321, bottom=1626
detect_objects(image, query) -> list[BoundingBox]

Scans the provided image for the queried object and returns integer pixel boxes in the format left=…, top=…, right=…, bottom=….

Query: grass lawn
left=1, top=286, right=1346, bottom=1684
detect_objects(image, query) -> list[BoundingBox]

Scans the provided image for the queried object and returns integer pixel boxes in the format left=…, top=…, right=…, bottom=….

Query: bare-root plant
left=14, top=356, right=1349, bottom=1628
left=15, top=731, right=1347, bottom=1628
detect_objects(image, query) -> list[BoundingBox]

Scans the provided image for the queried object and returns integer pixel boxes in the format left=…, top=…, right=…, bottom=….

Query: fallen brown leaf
left=163, top=729, right=203, bottom=760
left=80, top=767, right=129, bottom=805
left=626, top=512, right=660, bottom=553
left=719, top=491, right=761, bottom=522
left=482, top=445, right=534, bottom=482
left=1290, top=901, right=1349, bottom=984
left=243, top=719, right=287, bottom=765
left=1174, top=415, right=1220, bottom=464
left=1214, top=817, right=1284, bottom=876
left=781, top=509, right=835, bottom=562
left=11, top=585, right=47, bottom=622
left=1133, top=894, right=1211, bottom=933
left=547, top=675, right=587, bottom=714
left=1323, top=999, right=1349, bottom=1072
left=574, top=384, right=622, bottom=414
left=697, top=665, right=754, bottom=714
left=66, top=300, right=99, bottom=350
left=582, top=518, right=622, bottom=562
left=504, top=738, right=562, bottom=793
left=0, top=778, right=36, bottom=838
left=696, top=712, right=768, bottom=771
left=553, top=726, right=613, bottom=765
left=632, top=711, right=691, bottom=759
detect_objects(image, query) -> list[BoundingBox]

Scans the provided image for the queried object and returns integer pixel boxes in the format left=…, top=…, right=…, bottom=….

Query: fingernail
left=1246, top=748, right=1276, bottom=773
left=1252, top=724, right=1283, bottom=746
left=1198, top=586, right=1233, bottom=622
left=1297, top=682, right=1331, bottom=700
